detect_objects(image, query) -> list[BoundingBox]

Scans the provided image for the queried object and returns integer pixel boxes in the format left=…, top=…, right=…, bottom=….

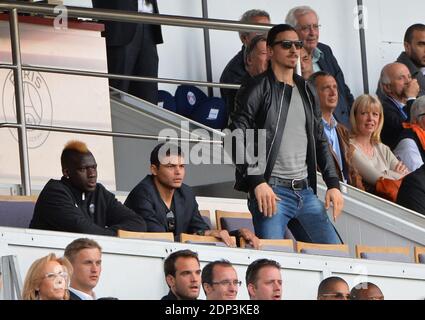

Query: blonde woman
left=350, top=94, right=409, bottom=188
left=22, top=253, right=72, bottom=300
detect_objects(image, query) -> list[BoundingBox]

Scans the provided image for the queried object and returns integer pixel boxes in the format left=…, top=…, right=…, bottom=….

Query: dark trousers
left=106, top=23, right=159, bottom=104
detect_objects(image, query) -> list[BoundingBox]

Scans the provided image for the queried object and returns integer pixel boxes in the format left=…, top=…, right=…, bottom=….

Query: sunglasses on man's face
left=272, top=40, right=304, bottom=50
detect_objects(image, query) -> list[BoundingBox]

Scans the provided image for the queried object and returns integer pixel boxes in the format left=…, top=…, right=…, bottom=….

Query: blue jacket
left=317, top=43, right=354, bottom=128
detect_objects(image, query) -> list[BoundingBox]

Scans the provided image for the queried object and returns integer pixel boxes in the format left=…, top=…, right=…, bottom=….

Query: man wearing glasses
left=285, top=6, right=354, bottom=128
left=229, top=24, right=343, bottom=244
left=125, top=143, right=259, bottom=248
left=201, top=260, right=240, bottom=300
left=317, top=276, right=350, bottom=300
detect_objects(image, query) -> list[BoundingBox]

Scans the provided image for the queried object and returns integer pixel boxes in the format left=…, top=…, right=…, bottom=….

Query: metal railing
left=0, top=1, right=274, bottom=195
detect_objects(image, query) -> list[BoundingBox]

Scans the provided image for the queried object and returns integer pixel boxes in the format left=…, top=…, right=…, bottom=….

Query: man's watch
left=195, top=230, right=205, bottom=236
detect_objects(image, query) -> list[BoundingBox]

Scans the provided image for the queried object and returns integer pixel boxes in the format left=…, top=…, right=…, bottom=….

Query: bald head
left=350, top=282, right=384, bottom=300
left=317, top=277, right=350, bottom=300
left=379, top=62, right=413, bottom=102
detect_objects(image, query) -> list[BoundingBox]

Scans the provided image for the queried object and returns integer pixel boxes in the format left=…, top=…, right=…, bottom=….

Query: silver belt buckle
left=291, top=179, right=302, bottom=191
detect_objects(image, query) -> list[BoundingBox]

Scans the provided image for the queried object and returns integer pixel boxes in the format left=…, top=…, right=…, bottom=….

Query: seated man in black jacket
left=125, top=143, right=259, bottom=248
left=396, top=164, right=425, bottom=215
left=30, top=140, right=146, bottom=236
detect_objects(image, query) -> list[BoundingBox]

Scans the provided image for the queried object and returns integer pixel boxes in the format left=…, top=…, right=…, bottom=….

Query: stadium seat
left=296, top=241, right=350, bottom=258
left=355, top=245, right=411, bottom=263
left=174, top=85, right=207, bottom=117
left=179, top=233, right=236, bottom=247
left=240, top=238, right=294, bottom=253
left=157, top=90, right=176, bottom=112
left=117, top=230, right=174, bottom=242
left=199, top=209, right=213, bottom=229
left=190, top=97, right=227, bottom=129
left=0, top=195, right=37, bottom=228
left=414, top=247, right=425, bottom=264
left=215, top=210, right=254, bottom=233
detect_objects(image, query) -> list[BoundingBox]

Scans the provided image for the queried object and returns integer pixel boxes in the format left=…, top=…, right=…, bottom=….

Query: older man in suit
left=92, top=0, right=163, bottom=104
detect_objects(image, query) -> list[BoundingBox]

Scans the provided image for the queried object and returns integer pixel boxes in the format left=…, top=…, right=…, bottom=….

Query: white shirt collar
left=69, top=287, right=96, bottom=300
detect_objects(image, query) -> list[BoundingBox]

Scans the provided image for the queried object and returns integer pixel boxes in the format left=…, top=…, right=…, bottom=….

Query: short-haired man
left=310, top=71, right=363, bottom=189
left=220, top=9, right=270, bottom=116
left=397, top=164, right=425, bottom=215
left=162, top=249, right=201, bottom=300
left=229, top=24, right=343, bottom=243
left=201, top=260, right=240, bottom=300
left=245, top=259, right=282, bottom=300
left=317, top=276, right=350, bottom=300
left=350, top=282, right=384, bottom=300
left=397, top=23, right=425, bottom=96
left=379, top=62, right=419, bottom=149
left=285, top=6, right=354, bottom=127
left=394, top=96, right=425, bottom=171
left=125, top=143, right=259, bottom=248
left=64, top=238, right=102, bottom=300
left=30, top=140, right=146, bottom=236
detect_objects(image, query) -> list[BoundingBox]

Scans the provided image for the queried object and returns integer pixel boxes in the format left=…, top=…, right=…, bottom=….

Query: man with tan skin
left=229, top=24, right=343, bottom=243
left=397, top=23, right=425, bottom=96
left=65, top=238, right=102, bottom=300
left=379, top=62, right=419, bottom=149
left=202, top=260, right=240, bottom=300
left=125, top=143, right=259, bottom=248
left=161, top=250, right=201, bottom=300
left=317, top=276, right=350, bottom=300
left=285, top=6, right=354, bottom=127
left=246, top=259, right=282, bottom=300
left=350, top=282, right=384, bottom=300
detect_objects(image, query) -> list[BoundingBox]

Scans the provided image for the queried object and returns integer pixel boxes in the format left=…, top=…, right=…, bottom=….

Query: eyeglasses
left=272, top=40, right=303, bottom=50
left=166, top=210, right=175, bottom=232
left=211, top=280, right=242, bottom=287
left=297, top=24, right=321, bottom=32
left=43, top=271, right=68, bottom=281
left=320, top=292, right=351, bottom=300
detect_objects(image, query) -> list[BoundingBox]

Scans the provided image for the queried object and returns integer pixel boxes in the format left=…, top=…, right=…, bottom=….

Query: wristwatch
left=195, top=229, right=205, bottom=236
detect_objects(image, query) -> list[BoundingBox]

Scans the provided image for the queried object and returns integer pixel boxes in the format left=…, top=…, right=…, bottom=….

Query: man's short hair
left=285, top=6, right=318, bottom=27
left=150, top=143, right=184, bottom=168
left=244, top=34, right=267, bottom=66
left=410, top=96, right=425, bottom=122
left=163, top=250, right=199, bottom=277
left=350, top=282, right=383, bottom=300
left=239, top=9, right=270, bottom=40
left=64, top=238, right=102, bottom=263
left=266, top=24, right=297, bottom=47
left=60, top=140, right=92, bottom=170
left=404, top=23, right=425, bottom=43
left=308, top=71, right=334, bottom=87
left=317, top=276, right=348, bottom=296
left=245, top=259, right=281, bottom=285
left=201, top=260, right=233, bottom=285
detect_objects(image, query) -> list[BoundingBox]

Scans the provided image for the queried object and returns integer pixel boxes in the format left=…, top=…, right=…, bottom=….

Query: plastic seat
left=117, top=230, right=175, bottom=242
left=174, top=85, right=207, bottom=117
left=355, top=245, right=411, bottom=263
left=0, top=196, right=37, bottom=228
left=191, top=97, right=227, bottom=129
left=179, top=233, right=236, bottom=246
left=240, top=238, right=294, bottom=253
left=296, top=241, right=350, bottom=258
left=157, top=90, right=176, bottom=112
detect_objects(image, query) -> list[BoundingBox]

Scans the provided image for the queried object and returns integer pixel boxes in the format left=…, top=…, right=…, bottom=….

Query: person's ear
left=165, top=274, right=175, bottom=288
left=62, top=168, right=69, bottom=178
left=202, top=283, right=213, bottom=295
left=404, top=41, right=411, bottom=55
left=247, top=283, right=256, bottom=298
left=151, top=164, right=158, bottom=176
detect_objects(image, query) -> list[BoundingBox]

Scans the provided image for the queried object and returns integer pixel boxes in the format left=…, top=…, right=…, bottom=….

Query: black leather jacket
left=228, top=67, right=340, bottom=194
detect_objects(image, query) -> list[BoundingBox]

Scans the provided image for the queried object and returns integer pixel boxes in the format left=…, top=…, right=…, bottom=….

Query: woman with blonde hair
left=350, top=94, right=409, bottom=190
left=22, top=253, right=72, bottom=300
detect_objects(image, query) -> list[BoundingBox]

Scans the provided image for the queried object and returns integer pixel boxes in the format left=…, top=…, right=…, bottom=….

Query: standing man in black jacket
left=30, top=141, right=146, bottom=236
left=92, top=0, right=163, bottom=104
left=285, top=6, right=354, bottom=128
left=228, top=24, right=343, bottom=243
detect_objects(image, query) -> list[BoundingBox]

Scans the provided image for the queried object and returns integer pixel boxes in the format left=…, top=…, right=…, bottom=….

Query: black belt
left=268, top=177, right=309, bottom=191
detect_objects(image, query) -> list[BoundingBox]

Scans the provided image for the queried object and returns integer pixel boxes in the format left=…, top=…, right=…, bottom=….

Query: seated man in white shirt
left=64, top=238, right=103, bottom=300
left=394, top=96, right=425, bottom=171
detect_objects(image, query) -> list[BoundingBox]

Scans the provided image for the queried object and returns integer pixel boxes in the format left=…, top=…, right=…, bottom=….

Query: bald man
left=379, top=62, right=420, bottom=149
left=350, top=282, right=384, bottom=300
left=317, top=276, right=350, bottom=300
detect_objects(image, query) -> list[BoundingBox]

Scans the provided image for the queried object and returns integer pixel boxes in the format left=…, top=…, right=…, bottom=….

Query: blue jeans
left=248, top=185, right=341, bottom=244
